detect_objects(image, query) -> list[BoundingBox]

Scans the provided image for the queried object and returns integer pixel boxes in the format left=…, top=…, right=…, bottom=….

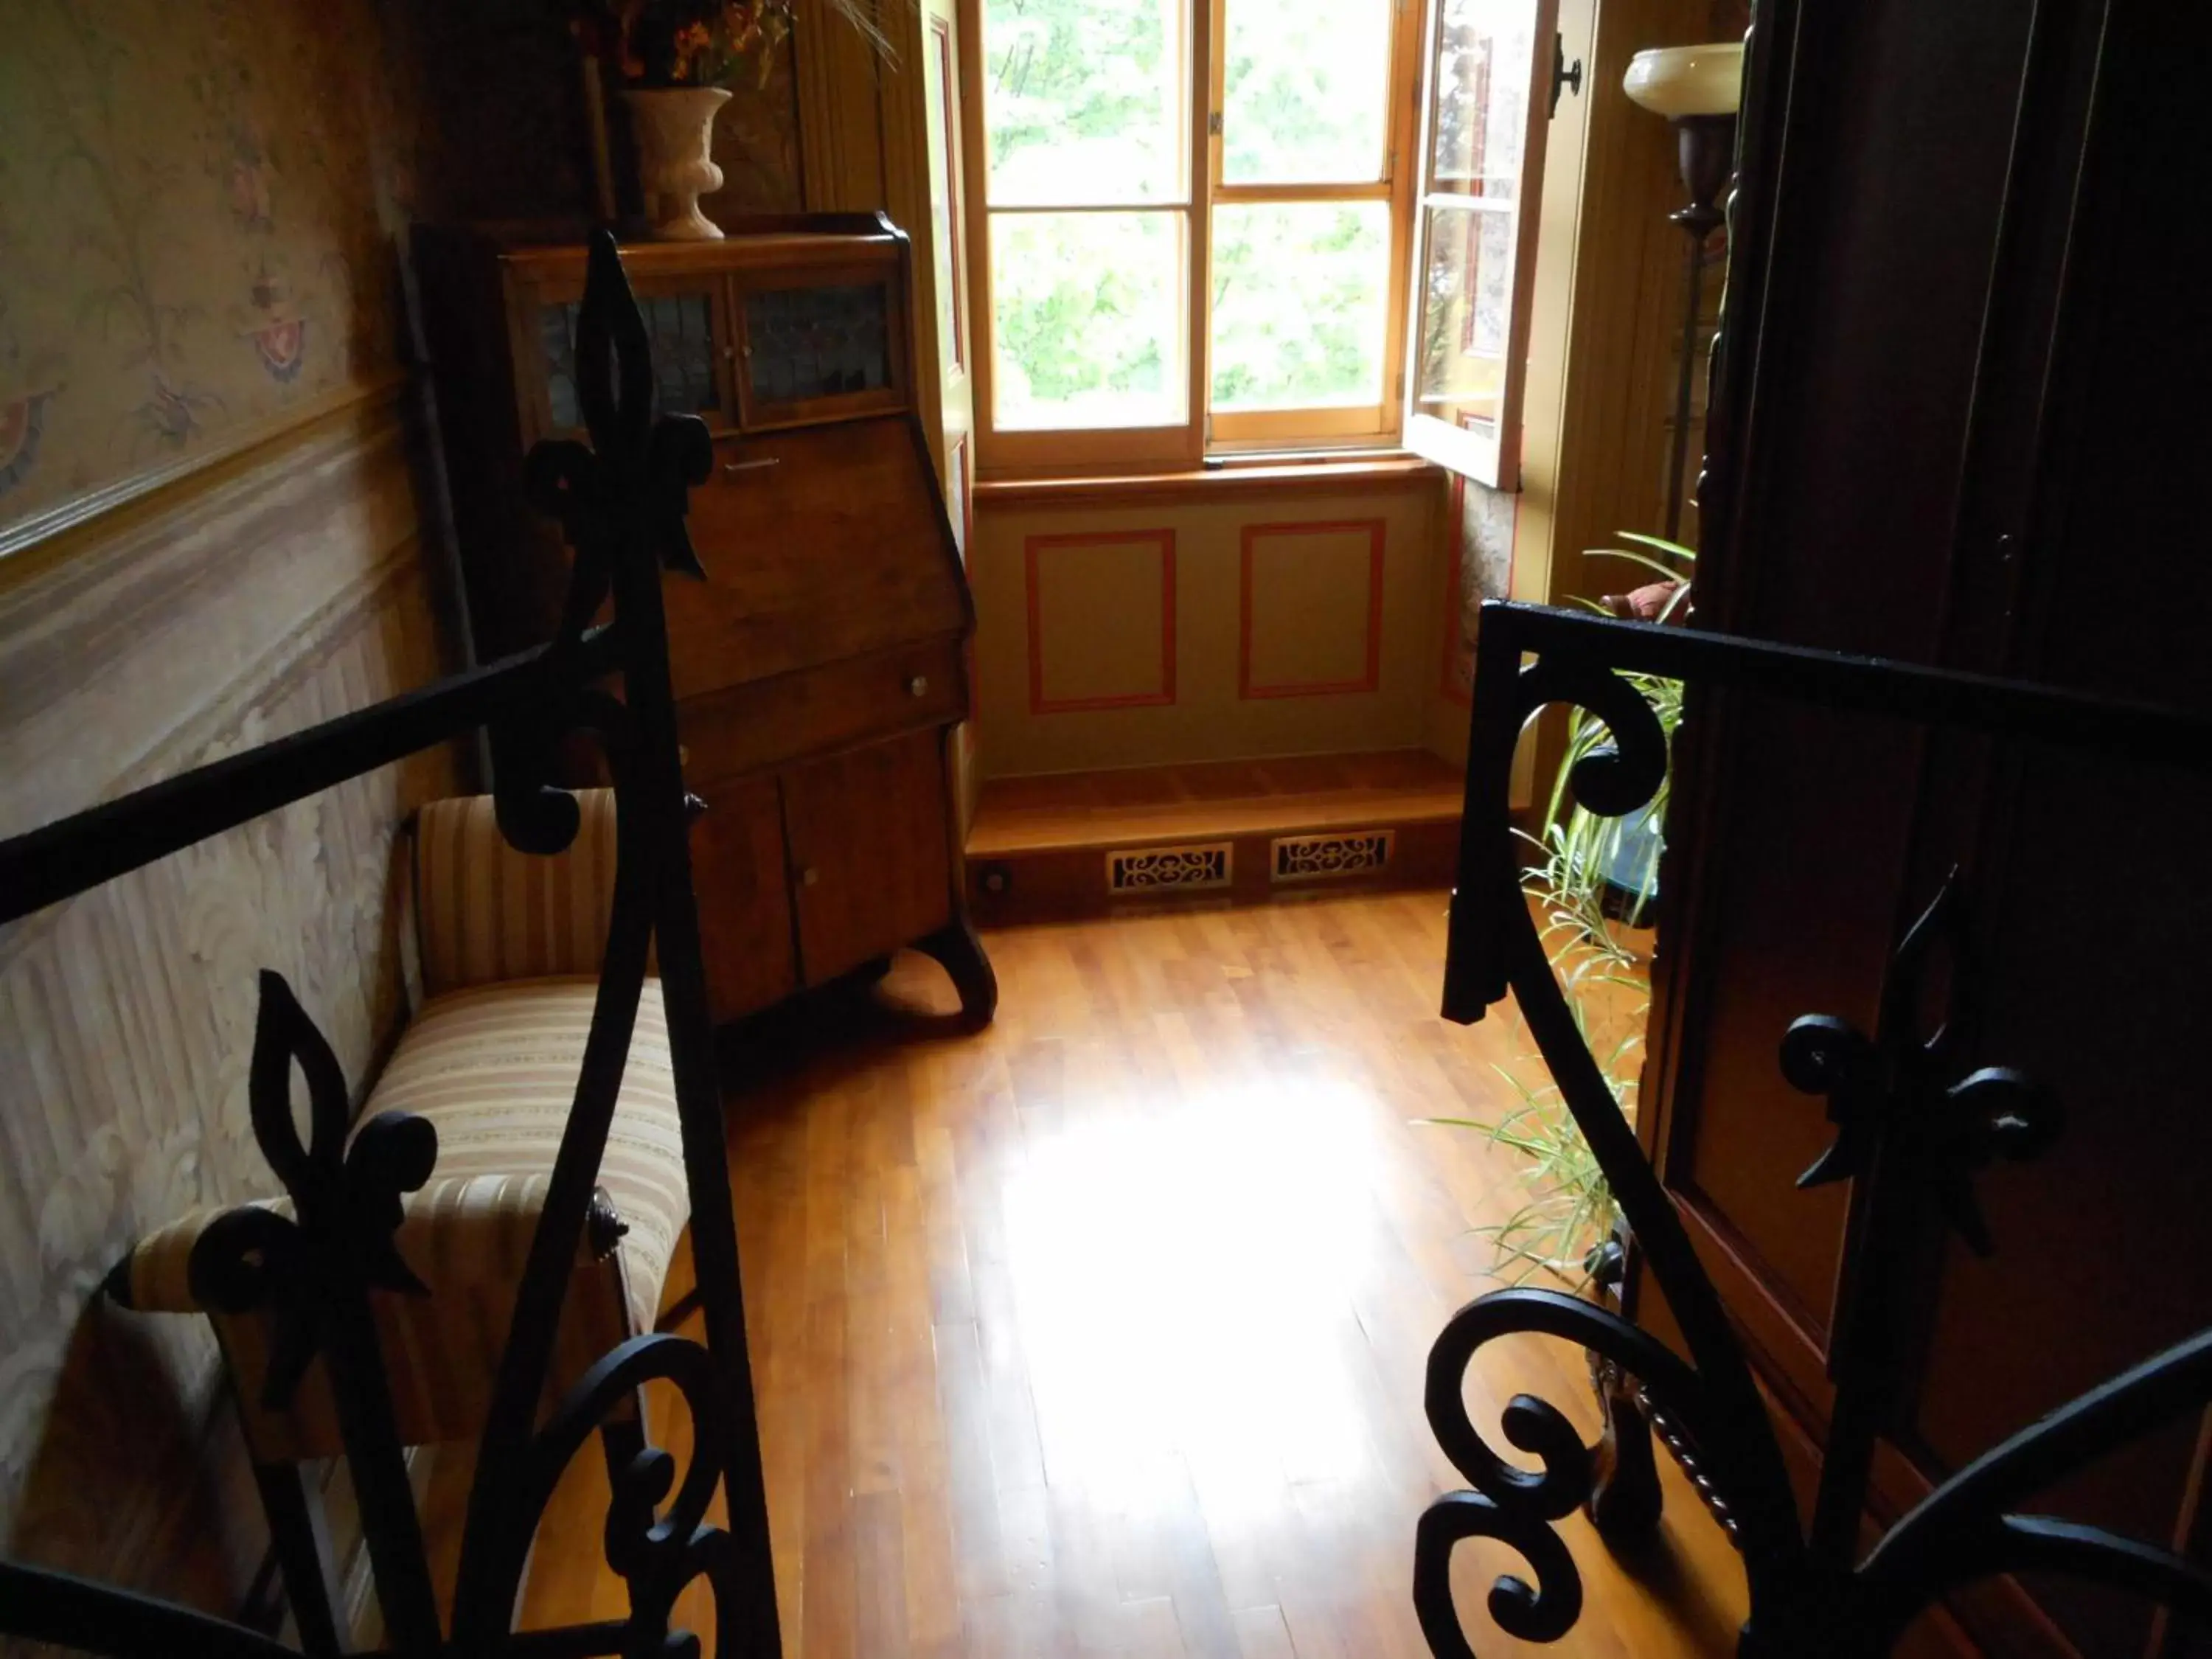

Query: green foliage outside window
left=983, top=0, right=1395, bottom=425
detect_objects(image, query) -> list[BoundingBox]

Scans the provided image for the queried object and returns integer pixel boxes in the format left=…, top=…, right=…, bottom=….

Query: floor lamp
left=1624, top=41, right=1745, bottom=544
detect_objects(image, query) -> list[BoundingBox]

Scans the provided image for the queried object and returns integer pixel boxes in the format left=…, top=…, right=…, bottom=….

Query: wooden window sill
left=973, top=454, right=1443, bottom=510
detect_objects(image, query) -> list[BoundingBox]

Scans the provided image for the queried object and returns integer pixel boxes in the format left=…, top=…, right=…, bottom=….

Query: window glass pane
left=1415, top=203, right=1511, bottom=426
left=743, top=285, right=892, bottom=405
left=1429, top=0, right=1537, bottom=199
left=992, top=211, right=1185, bottom=428
left=1222, top=0, right=1393, bottom=184
left=984, top=0, right=1183, bottom=206
left=1211, top=201, right=1391, bottom=411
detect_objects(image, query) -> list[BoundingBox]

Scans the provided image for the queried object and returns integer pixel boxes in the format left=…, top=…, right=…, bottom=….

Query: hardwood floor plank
left=854, top=1489, right=914, bottom=1659
left=1230, top=1604, right=1297, bottom=1659
left=934, top=1318, right=1012, bottom=1606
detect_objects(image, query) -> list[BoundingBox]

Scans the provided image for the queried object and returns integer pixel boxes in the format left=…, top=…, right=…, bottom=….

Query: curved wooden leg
left=917, top=914, right=998, bottom=1028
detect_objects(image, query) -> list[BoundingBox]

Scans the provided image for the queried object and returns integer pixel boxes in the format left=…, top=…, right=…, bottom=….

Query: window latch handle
left=1551, top=33, right=1585, bottom=119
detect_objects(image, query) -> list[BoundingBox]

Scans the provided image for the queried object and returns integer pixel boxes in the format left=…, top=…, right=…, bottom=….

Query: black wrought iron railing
left=1419, top=597, right=2212, bottom=1657
left=0, top=234, right=780, bottom=1658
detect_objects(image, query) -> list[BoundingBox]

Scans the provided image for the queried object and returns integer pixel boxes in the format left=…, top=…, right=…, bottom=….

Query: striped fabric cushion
left=372, top=976, right=689, bottom=1335
left=414, top=790, right=624, bottom=997
left=125, top=977, right=692, bottom=1463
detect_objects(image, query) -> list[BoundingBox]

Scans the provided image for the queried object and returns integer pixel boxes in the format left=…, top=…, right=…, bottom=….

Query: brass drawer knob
left=799, top=865, right=821, bottom=888
left=908, top=675, right=930, bottom=698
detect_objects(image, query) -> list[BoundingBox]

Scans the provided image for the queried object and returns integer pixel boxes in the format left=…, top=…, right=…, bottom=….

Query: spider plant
left=1425, top=535, right=1694, bottom=1290
left=1423, top=966, right=1644, bottom=1284
left=1521, top=535, right=1694, bottom=938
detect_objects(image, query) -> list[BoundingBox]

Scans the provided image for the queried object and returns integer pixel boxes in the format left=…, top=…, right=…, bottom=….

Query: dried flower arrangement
left=574, top=0, right=883, bottom=88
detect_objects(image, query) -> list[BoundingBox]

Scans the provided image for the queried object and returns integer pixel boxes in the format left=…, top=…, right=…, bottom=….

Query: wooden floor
left=514, top=891, right=1746, bottom=1657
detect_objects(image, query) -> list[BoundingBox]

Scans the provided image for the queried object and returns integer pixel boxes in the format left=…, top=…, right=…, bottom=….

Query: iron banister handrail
left=1467, top=601, right=2212, bottom=762
left=0, top=627, right=616, bottom=925
left=1444, top=600, right=2212, bottom=1026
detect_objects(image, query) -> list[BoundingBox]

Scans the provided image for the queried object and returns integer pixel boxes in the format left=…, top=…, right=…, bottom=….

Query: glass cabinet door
left=538, top=285, right=727, bottom=432
left=736, top=276, right=905, bottom=425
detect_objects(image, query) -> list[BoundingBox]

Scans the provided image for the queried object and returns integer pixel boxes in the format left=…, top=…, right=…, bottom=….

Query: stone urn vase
left=622, top=86, right=732, bottom=240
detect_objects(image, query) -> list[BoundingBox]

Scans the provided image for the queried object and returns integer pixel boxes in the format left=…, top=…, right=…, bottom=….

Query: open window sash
left=1402, top=0, right=1558, bottom=490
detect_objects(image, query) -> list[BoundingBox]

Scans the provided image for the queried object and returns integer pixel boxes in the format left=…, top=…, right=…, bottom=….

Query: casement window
left=963, top=0, right=1557, bottom=486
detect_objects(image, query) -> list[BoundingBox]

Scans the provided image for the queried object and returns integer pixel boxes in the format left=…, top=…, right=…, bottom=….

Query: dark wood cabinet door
left=672, top=419, right=968, bottom=700
left=780, top=730, right=953, bottom=986
left=690, top=771, right=799, bottom=1023
left=1638, top=1, right=2212, bottom=1653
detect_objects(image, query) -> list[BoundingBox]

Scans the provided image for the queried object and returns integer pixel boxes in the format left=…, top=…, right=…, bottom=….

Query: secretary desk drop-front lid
left=412, top=216, right=973, bottom=709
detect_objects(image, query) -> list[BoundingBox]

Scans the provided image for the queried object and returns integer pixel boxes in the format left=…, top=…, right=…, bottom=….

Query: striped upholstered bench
left=111, top=791, right=689, bottom=1630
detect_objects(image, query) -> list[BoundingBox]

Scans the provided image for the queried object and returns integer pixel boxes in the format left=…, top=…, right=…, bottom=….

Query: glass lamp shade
left=1622, top=41, right=1745, bottom=118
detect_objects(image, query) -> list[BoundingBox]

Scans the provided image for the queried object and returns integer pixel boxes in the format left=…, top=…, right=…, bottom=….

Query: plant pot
left=622, top=86, right=732, bottom=241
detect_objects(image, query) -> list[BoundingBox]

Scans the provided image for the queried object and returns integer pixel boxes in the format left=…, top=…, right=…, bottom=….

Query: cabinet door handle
left=722, top=456, right=782, bottom=477
left=908, top=675, right=930, bottom=698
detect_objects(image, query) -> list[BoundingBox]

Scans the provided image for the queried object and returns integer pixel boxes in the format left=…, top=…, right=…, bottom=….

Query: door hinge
left=1208, top=111, right=1223, bottom=136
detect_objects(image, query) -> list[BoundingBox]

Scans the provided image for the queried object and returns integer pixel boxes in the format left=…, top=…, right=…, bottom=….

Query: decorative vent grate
left=1270, top=829, right=1395, bottom=883
left=1107, top=843, right=1233, bottom=894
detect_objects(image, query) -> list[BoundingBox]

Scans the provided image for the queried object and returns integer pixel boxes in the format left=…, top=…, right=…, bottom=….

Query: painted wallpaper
left=0, top=0, right=420, bottom=538
left=0, top=0, right=464, bottom=1626
left=703, top=37, right=807, bottom=218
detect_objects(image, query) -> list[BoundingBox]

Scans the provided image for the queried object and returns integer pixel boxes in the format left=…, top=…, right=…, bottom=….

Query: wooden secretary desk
left=415, top=215, right=995, bottom=1027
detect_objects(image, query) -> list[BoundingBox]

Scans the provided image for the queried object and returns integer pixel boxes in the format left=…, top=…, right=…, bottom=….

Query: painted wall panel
left=1025, top=530, right=1177, bottom=713
left=1241, top=521, right=1385, bottom=700
left=973, top=479, right=1437, bottom=776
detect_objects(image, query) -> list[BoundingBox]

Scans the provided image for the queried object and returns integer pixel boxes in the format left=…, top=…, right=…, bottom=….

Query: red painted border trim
left=1238, top=518, right=1388, bottom=700
left=1024, top=529, right=1178, bottom=714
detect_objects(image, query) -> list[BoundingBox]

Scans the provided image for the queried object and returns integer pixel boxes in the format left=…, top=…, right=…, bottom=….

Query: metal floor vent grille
left=1271, top=828, right=1395, bottom=883
left=1106, top=842, right=1232, bottom=894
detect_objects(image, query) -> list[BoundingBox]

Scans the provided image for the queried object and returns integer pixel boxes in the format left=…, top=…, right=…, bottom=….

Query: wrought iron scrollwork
left=181, top=970, right=445, bottom=1647
left=1859, top=1325, right=2212, bottom=1646
left=190, top=974, right=435, bottom=1406
left=1413, top=1289, right=1717, bottom=1655
left=1781, top=873, right=2062, bottom=1256
left=493, top=1335, right=745, bottom=1659
left=1423, top=598, right=2212, bottom=1658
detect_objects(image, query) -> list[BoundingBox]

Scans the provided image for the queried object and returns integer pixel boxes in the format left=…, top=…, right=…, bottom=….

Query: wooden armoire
left=414, top=215, right=995, bottom=1028
left=1635, top=1, right=2210, bottom=1655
